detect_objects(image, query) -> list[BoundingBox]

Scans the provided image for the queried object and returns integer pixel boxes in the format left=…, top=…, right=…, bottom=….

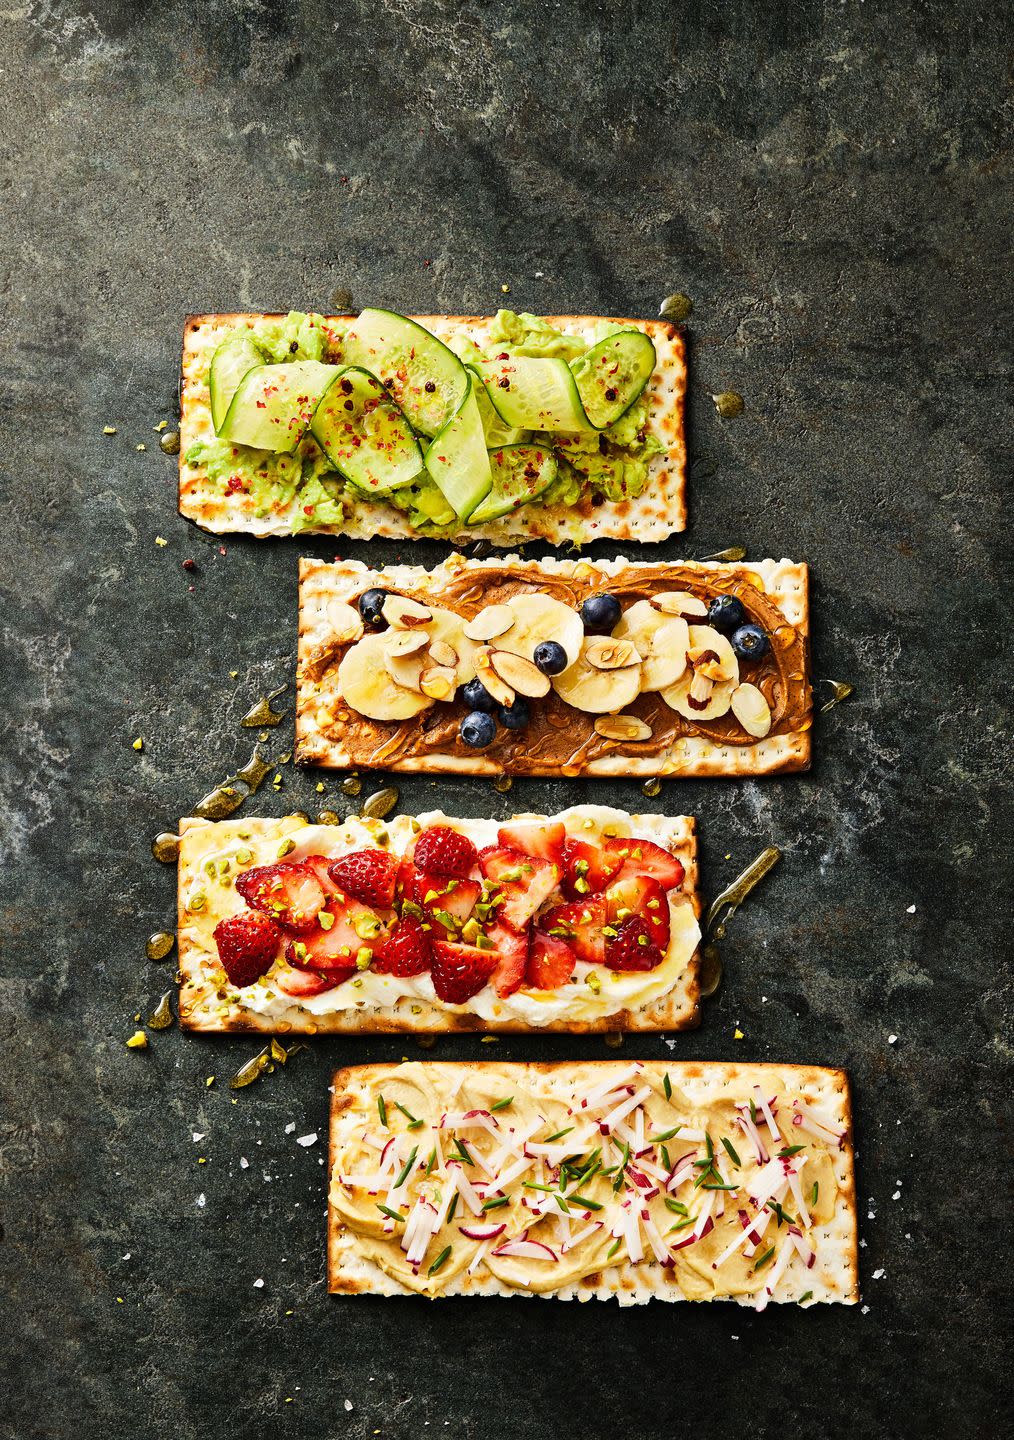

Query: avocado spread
left=186, top=310, right=661, bottom=534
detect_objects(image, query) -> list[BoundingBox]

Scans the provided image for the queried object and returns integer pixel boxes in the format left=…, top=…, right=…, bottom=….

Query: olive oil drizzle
left=701, top=546, right=747, bottom=563
left=699, top=847, right=782, bottom=999
left=240, top=685, right=287, bottom=728
left=230, top=1038, right=306, bottom=1090
left=819, top=680, right=854, bottom=715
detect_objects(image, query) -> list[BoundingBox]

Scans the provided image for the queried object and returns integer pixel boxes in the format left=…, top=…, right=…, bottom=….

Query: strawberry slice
left=372, top=913, right=432, bottom=976
left=485, top=922, right=530, bottom=998
left=497, top=820, right=565, bottom=865
left=605, top=873, right=671, bottom=953
left=328, top=848, right=399, bottom=908
left=603, top=837, right=685, bottom=890
left=403, top=864, right=481, bottom=933
left=275, top=966, right=343, bottom=997
left=479, top=846, right=562, bottom=933
left=286, top=892, right=388, bottom=974
left=235, top=861, right=326, bottom=933
left=560, top=838, right=622, bottom=899
left=213, top=911, right=282, bottom=987
left=303, top=854, right=343, bottom=897
left=526, top=931, right=578, bottom=989
left=411, top=825, right=478, bottom=878
left=603, top=915, right=664, bottom=971
left=540, top=897, right=606, bottom=966
left=431, top=940, right=498, bottom=1004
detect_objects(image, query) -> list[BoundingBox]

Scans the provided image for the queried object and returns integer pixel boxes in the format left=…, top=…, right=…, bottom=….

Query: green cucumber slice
left=209, top=333, right=265, bottom=432
left=341, top=308, right=468, bottom=438
left=468, top=443, right=558, bottom=525
left=477, top=353, right=594, bottom=433
left=218, top=361, right=340, bottom=453
left=571, top=330, right=656, bottom=428
left=310, top=367, right=422, bottom=496
left=469, top=365, right=530, bottom=447
left=424, top=375, right=492, bottom=520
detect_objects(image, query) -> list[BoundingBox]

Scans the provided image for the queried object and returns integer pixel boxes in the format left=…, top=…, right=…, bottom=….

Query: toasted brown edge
left=327, top=1060, right=859, bottom=1302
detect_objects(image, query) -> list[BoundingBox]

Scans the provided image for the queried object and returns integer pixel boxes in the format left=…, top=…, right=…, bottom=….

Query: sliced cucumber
left=477, top=353, right=594, bottom=433
left=469, top=365, right=531, bottom=447
left=424, top=375, right=492, bottom=520
left=468, top=443, right=558, bottom=525
left=218, top=361, right=340, bottom=453
left=310, top=367, right=422, bottom=495
left=209, top=332, right=265, bottom=431
left=341, top=308, right=468, bottom=438
left=571, top=330, right=656, bottom=429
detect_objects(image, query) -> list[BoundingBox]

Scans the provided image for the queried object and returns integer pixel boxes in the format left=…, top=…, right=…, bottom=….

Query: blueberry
left=497, top=697, right=531, bottom=730
left=358, top=587, right=389, bottom=629
left=460, top=711, right=497, bottom=748
left=461, top=677, right=497, bottom=712
left=533, top=640, right=568, bottom=676
left=580, top=593, right=622, bottom=634
left=706, top=595, right=746, bottom=633
left=731, top=624, right=770, bottom=661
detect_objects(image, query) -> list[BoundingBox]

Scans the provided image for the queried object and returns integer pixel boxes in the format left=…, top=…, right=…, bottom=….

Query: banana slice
left=731, top=682, right=772, bottom=737
left=552, top=637, right=642, bottom=714
left=338, top=634, right=434, bottom=721
left=423, top=608, right=479, bottom=687
left=684, top=624, right=740, bottom=687
left=498, top=593, right=584, bottom=668
left=613, top=601, right=690, bottom=691
left=661, top=670, right=736, bottom=722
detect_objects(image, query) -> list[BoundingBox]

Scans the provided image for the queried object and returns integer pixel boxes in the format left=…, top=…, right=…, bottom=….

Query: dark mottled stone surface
left=1, top=3, right=1011, bottom=1437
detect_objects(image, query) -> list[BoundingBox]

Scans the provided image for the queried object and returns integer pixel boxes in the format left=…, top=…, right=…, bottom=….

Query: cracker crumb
left=296, top=1132, right=318, bottom=1147
left=253, top=1277, right=264, bottom=1288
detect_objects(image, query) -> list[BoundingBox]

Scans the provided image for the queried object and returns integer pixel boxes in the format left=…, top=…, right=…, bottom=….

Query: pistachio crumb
left=132, top=737, right=143, bottom=751
left=126, top=1030, right=148, bottom=1049
left=102, top=425, right=117, bottom=435
left=734, top=1028, right=745, bottom=1040
left=154, top=536, right=168, bottom=547
left=136, top=443, right=147, bottom=452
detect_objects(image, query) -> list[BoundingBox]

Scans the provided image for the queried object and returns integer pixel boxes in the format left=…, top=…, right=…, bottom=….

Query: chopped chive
left=661, top=1146, right=672, bottom=1172
left=543, top=1126, right=574, bottom=1144
left=650, top=1125, right=683, bottom=1144
left=447, top=1193, right=458, bottom=1221
left=749, top=1098, right=758, bottom=1123
left=705, top=1131, right=714, bottom=1162
left=703, top=1182, right=739, bottom=1192
left=777, top=1145, right=804, bottom=1157
left=452, top=1139, right=474, bottom=1166
left=766, top=1200, right=795, bottom=1227
left=491, top=1096, right=513, bottom=1112
left=393, top=1146, right=419, bottom=1190
left=810, top=1182, right=819, bottom=1206
left=721, top=1137, right=742, bottom=1167
left=606, top=1238, right=622, bottom=1259
left=569, top=1194, right=603, bottom=1211
left=523, top=1181, right=558, bottom=1194
left=799, top=1290, right=814, bottom=1304
left=394, top=1100, right=422, bottom=1128
left=376, top=1203, right=405, bottom=1223
left=668, top=1216, right=695, bottom=1232
left=425, top=1148, right=437, bottom=1176
left=481, top=1195, right=510, bottom=1212
left=663, top=1072, right=672, bottom=1101
left=664, top=1198, right=689, bottom=1216
left=377, top=1095, right=387, bottom=1127
left=428, top=1245, right=452, bottom=1276
left=753, top=1246, right=776, bottom=1271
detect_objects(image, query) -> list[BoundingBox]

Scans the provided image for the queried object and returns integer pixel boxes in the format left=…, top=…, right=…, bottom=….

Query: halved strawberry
left=560, top=838, right=623, bottom=899
left=303, top=854, right=343, bottom=897
left=411, top=825, right=478, bottom=878
left=431, top=940, right=498, bottom=1004
left=603, top=837, right=685, bottom=890
left=479, top=846, right=562, bottom=933
left=540, top=897, right=606, bottom=966
left=275, top=966, right=344, bottom=997
left=235, top=861, right=326, bottom=933
left=286, top=892, right=388, bottom=974
left=605, top=873, right=671, bottom=952
left=403, top=865, right=481, bottom=933
left=372, top=913, right=432, bottom=977
left=526, top=931, right=578, bottom=989
left=603, top=915, right=664, bottom=971
left=497, top=820, right=565, bottom=865
left=328, top=848, right=399, bottom=908
left=213, top=911, right=282, bottom=987
left=485, top=922, right=530, bottom=998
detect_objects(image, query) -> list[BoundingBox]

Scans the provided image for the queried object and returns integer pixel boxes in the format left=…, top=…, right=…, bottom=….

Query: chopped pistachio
left=585, top=972, right=601, bottom=994
left=318, top=911, right=335, bottom=931
left=276, top=838, right=296, bottom=858
left=155, top=536, right=168, bottom=547
left=132, top=737, right=143, bottom=752
left=125, top=1030, right=148, bottom=1049
left=188, top=893, right=206, bottom=912
left=102, top=425, right=117, bottom=435
left=355, top=947, right=373, bottom=969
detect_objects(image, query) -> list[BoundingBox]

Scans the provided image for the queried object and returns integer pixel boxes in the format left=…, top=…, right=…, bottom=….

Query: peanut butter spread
left=302, top=563, right=811, bottom=775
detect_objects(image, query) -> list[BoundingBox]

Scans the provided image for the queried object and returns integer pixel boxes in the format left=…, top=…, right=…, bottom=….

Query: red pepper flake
left=303, top=505, right=315, bottom=515
left=182, top=559, right=196, bottom=572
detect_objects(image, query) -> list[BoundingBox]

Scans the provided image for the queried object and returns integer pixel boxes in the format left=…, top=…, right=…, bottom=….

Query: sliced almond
left=552, top=639, right=642, bottom=714
left=428, top=638, right=458, bottom=669
left=490, top=649, right=551, bottom=698
left=474, top=646, right=516, bottom=707
left=688, top=672, right=715, bottom=710
left=384, top=649, right=426, bottom=693
left=463, top=604, right=515, bottom=642
left=660, top=670, right=735, bottom=722
left=384, top=629, right=429, bottom=658
left=325, top=600, right=365, bottom=645
left=594, top=714, right=653, bottom=742
left=731, top=682, right=772, bottom=738
left=420, top=665, right=457, bottom=701
left=382, top=593, right=433, bottom=629
left=585, top=637, right=642, bottom=671
left=650, top=591, right=708, bottom=619
left=687, top=625, right=740, bottom=687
